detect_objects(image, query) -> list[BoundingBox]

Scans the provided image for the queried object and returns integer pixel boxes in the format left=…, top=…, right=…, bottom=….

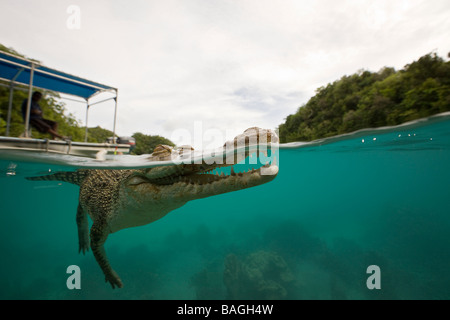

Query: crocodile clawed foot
left=105, top=271, right=124, bottom=289
left=78, top=239, right=90, bottom=255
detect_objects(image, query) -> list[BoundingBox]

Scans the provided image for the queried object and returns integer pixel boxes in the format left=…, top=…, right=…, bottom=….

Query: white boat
left=0, top=49, right=131, bottom=158
left=0, top=136, right=130, bottom=158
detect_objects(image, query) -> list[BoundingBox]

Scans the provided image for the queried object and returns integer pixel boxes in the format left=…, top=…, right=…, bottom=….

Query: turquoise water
left=1, top=114, right=450, bottom=300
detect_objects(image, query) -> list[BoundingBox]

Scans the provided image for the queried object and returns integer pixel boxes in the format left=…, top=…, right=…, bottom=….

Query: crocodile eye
left=127, top=175, right=148, bottom=186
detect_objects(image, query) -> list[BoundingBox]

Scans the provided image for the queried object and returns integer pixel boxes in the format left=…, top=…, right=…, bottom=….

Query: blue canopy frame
left=0, top=50, right=118, bottom=141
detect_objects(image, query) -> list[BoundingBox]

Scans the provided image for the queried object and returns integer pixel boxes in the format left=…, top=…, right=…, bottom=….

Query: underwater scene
left=1, top=114, right=450, bottom=300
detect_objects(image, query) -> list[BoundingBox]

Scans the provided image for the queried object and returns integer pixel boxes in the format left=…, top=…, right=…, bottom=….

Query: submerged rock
left=224, top=250, right=297, bottom=299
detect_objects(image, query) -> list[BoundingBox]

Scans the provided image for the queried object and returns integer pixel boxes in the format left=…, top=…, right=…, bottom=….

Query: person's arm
left=30, top=108, right=42, bottom=115
left=30, top=103, right=43, bottom=116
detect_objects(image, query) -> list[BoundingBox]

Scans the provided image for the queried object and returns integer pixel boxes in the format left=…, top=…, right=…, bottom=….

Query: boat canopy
left=0, top=50, right=118, bottom=141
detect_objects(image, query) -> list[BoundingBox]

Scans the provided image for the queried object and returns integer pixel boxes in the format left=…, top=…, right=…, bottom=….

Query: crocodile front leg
left=76, top=204, right=90, bottom=254
left=90, top=221, right=123, bottom=289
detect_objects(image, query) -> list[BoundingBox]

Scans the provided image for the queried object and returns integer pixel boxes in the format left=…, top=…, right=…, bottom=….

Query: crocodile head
left=119, top=127, right=279, bottom=216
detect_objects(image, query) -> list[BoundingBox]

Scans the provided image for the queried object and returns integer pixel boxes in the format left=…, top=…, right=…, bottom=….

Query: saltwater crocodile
left=27, top=127, right=279, bottom=288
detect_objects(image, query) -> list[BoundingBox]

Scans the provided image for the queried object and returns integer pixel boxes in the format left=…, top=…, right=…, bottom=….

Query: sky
left=1, top=0, right=450, bottom=148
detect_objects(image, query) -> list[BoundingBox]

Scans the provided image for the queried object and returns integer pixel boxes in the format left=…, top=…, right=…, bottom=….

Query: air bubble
left=6, top=163, right=17, bottom=176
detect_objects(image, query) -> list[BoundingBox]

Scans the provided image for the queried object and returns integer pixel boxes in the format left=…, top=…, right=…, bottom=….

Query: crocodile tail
left=26, top=170, right=89, bottom=186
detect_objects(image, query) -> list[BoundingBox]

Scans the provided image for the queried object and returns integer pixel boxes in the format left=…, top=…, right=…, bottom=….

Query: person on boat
left=21, top=91, right=68, bottom=140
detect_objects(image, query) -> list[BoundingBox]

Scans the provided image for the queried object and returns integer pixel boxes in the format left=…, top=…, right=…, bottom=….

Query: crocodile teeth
left=230, top=167, right=236, bottom=176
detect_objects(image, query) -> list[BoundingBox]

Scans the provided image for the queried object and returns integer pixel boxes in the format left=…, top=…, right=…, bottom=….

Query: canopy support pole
left=6, top=68, right=24, bottom=136
left=24, top=63, right=35, bottom=138
left=112, top=90, right=118, bottom=143
left=6, top=83, right=15, bottom=137
left=84, top=102, right=90, bottom=142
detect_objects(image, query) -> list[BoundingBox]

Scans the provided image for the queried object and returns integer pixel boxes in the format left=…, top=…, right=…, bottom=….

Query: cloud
left=1, top=0, right=450, bottom=148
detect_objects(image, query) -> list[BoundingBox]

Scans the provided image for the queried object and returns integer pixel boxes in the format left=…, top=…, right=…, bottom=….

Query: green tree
left=131, top=132, right=175, bottom=155
left=279, top=52, right=450, bottom=143
left=87, top=126, right=114, bottom=143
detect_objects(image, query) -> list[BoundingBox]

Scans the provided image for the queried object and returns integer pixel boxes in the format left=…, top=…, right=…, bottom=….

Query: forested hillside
left=279, top=52, right=450, bottom=143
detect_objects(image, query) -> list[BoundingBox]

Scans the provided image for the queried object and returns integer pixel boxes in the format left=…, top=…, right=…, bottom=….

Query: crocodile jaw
left=109, top=163, right=277, bottom=233
left=163, top=163, right=278, bottom=202
left=125, top=163, right=278, bottom=202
